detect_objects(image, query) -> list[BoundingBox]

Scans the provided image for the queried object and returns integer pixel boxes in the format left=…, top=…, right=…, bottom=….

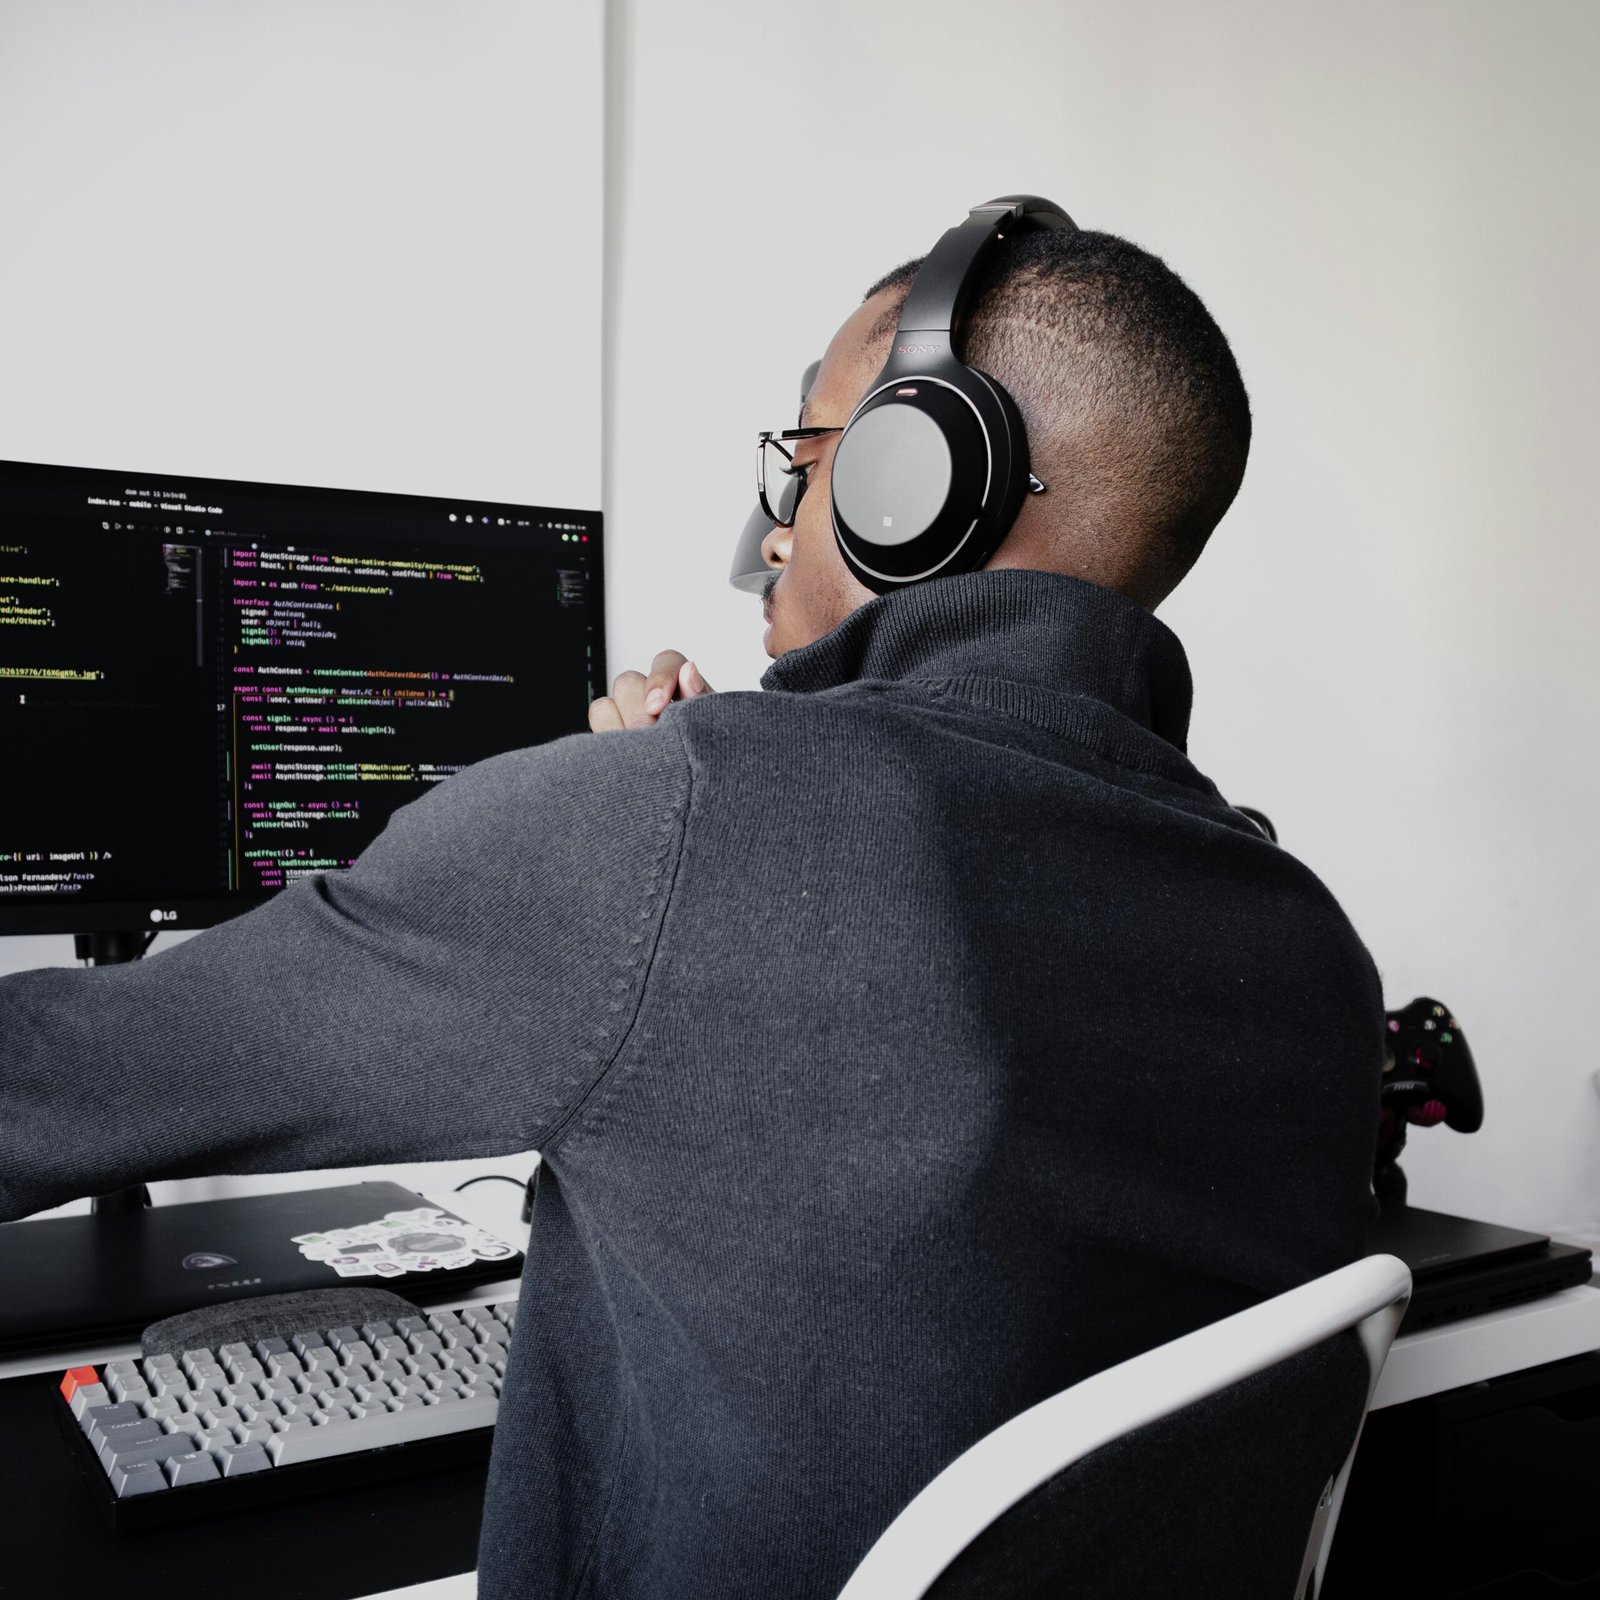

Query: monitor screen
left=0, top=459, right=604, bottom=935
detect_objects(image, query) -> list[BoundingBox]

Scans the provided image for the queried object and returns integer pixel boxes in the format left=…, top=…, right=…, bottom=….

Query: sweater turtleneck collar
left=760, top=569, right=1195, bottom=754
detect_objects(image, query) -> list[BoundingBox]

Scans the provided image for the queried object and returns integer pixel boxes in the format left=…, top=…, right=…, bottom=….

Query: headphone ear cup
left=831, top=383, right=991, bottom=592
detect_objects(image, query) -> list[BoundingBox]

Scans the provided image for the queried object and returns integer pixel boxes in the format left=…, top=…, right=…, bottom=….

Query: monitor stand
left=0, top=932, right=524, bottom=1354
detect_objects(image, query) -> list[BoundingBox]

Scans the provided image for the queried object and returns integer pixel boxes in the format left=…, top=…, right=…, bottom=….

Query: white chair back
left=835, top=1252, right=1412, bottom=1600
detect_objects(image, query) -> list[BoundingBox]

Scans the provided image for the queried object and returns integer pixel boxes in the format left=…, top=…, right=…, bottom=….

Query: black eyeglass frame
left=756, top=427, right=842, bottom=527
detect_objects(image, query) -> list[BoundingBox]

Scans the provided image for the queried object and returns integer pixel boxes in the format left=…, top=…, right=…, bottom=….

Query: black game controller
left=1375, top=996, right=1484, bottom=1206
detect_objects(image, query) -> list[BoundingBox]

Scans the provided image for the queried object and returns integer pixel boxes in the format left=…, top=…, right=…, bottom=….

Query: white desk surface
left=1372, top=1279, right=1600, bottom=1408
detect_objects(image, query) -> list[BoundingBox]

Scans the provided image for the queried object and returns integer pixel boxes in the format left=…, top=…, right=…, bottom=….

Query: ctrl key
left=110, top=1460, right=169, bottom=1499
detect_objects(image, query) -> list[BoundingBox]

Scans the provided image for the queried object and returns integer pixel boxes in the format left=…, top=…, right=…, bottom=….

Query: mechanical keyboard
left=54, top=1297, right=515, bottom=1529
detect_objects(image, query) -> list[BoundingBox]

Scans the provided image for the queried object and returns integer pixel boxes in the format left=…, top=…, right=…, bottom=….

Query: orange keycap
left=59, top=1365, right=98, bottom=1401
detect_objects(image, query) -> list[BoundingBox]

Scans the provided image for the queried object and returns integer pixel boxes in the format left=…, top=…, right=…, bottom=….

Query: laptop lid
left=1370, top=1205, right=1550, bottom=1280
left=0, top=1181, right=524, bottom=1355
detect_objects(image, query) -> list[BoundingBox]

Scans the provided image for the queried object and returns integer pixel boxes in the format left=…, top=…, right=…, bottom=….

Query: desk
left=6, top=1202, right=1596, bottom=1600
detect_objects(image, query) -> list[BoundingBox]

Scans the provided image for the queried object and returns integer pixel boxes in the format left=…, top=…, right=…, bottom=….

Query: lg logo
left=148, top=908, right=178, bottom=923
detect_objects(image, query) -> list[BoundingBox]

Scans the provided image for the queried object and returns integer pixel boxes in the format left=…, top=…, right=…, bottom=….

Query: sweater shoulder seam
left=537, top=719, right=694, bottom=1156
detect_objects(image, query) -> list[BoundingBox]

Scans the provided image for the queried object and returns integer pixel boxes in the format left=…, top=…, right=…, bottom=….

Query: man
left=1, top=224, right=1383, bottom=1598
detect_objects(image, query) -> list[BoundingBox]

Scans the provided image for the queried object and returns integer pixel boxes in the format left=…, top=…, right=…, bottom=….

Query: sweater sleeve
left=0, top=724, right=691, bottom=1222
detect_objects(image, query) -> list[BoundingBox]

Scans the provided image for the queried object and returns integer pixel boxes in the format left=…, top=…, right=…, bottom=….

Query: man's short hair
left=863, top=229, right=1251, bottom=604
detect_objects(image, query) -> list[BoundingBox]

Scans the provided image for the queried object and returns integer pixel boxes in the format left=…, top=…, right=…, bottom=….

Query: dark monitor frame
left=0, top=456, right=605, bottom=938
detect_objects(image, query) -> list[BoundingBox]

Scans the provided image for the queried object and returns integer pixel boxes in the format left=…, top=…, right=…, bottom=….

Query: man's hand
left=588, top=650, right=714, bottom=732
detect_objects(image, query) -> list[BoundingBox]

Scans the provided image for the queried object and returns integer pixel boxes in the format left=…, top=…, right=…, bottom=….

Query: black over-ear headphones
left=830, top=195, right=1076, bottom=593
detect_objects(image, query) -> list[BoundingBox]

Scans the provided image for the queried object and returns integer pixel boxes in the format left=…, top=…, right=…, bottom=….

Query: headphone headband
left=892, top=195, right=1077, bottom=345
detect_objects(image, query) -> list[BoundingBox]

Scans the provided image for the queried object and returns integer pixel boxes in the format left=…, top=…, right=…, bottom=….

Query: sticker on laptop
left=290, top=1207, right=517, bottom=1278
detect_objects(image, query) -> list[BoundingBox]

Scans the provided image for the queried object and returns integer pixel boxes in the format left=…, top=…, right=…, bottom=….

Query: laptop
left=0, top=1181, right=524, bottom=1356
left=1369, top=1204, right=1593, bottom=1334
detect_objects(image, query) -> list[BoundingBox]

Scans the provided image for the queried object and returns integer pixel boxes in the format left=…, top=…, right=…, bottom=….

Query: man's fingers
left=607, top=669, right=655, bottom=729
left=678, top=660, right=714, bottom=698
left=588, top=695, right=625, bottom=734
left=592, top=652, right=706, bottom=734
left=644, top=650, right=690, bottom=716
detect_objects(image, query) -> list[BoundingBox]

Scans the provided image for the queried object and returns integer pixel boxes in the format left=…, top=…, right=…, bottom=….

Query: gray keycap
left=216, top=1440, right=272, bottom=1476
left=459, top=1306, right=496, bottom=1331
left=326, top=1325, right=363, bottom=1350
left=97, top=1416, right=164, bottom=1464
left=386, top=1395, right=425, bottom=1414
left=395, top=1316, right=429, bottom=1337
left=164, top=1449, right=221, bottom=1486
left=198, top=1402, right=243, bottom=1429
left=266, top=1352, right=305, bottom=1380
left=233, top=1421, right=274, bottom=1446
left=254, top=1337, right=291, bottom=1360
left=147, top=1352, right=181, bottom=1372
left=337, top=1340, right=375, bottom=1369
left=149, top=1369, right=191, bottom=1398
left=353, top=1380, right=394, bottom=1405
left=373, top=1335, right=408, bottom=1361
left=319, top=1385, right=357, bottom=1410
left=219, top=1342, right=253, bottom=1365
left=371, top=1358, right=407, bottom=1385
left=84, top=1401, right=144, bottom=1440
left=111, top=1460, right=169, bottom=1498
left=181, top=1348, right=216, bottom=1376
left=258, top=1377, right=296, bottom=1402
left=104, top=1359, right=141, bottom=1382
left=69, top=1383, right=112, bottom=1420
left=103, top=1433, right=191, bottom=1474
left=242, top=1400, right=283, bottom=1424
left=271, top=1411, right=314, bottom=1432
left=406, top=1330, right=444, bottom=1357
left=361, top=1320, right=395, bottom=1342
left=292, top=1329, right=328, bottom=1356
left=143, top=1396, right=185, bottom=1422
left=405, top=1352, right=443, bottom=1377
left=265, top=1389, right=497, bottom=1467
left=106, top=1372, right=149, bottom=1402
left=426, top=1310, right=461, bottom=1333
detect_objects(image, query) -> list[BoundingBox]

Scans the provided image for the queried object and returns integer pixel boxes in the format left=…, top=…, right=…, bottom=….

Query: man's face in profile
left=759, top=295, right=892, bottom=658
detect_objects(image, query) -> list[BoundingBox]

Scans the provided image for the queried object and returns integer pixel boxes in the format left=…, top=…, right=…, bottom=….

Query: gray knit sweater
left=0, top=570, right=1384, bottom=1598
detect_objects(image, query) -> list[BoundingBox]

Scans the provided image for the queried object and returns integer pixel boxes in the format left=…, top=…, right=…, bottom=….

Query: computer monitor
left=0, top=457, right=604, bottom=937
left=0, top=454, right=601, bottom=1283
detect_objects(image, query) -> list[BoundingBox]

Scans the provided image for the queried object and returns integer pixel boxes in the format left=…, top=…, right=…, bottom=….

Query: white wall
left=602, top=0, right=1600, bottom=1242
left=4, top=2, right=1597, bottom=1246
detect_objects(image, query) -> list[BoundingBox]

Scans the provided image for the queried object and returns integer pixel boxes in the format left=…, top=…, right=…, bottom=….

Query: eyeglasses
left=757, top=427, right=842, bottom=528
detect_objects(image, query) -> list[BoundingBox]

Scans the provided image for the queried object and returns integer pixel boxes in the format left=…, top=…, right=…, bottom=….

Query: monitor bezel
left=0, top=456, right=605, bottom=939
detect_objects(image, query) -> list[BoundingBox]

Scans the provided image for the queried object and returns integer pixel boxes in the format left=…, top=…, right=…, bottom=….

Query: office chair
left=835, top=1252, right=1411, bottom=1600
